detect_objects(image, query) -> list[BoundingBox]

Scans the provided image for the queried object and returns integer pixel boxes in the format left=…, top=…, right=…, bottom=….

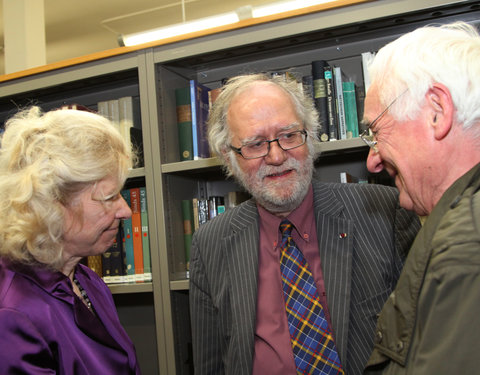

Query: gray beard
left=230, top=153, right=313, bottom=214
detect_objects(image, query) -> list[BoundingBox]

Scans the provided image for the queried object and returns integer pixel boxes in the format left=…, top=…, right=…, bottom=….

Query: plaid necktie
left=279, top=219, right=344, bottom=374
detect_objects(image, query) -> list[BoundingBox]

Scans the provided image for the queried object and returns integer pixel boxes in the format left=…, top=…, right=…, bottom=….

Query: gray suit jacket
left=190, top=180, right=420, bottom=375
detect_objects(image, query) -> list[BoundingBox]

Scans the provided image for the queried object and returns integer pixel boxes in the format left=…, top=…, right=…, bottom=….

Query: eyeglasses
left=230, top=129, right=307, bottom=159
left=360, top=91, right=406, bottom=153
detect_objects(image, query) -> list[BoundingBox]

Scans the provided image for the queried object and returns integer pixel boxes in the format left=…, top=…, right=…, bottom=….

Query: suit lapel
left=224, top=200, right=260, bottom=370
left=312, top=182, right=353, bottom=367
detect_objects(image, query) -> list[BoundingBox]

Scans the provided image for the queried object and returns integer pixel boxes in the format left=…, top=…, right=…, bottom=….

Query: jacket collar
left=225, top=182, right=352, bottom=367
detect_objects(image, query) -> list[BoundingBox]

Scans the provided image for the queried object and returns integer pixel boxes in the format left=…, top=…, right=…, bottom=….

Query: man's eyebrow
left=240, top=123, right=301, bottom=144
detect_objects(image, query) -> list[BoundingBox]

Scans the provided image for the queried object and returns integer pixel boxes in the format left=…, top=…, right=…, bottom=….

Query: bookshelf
left=1, top=1, right=479, bottom=374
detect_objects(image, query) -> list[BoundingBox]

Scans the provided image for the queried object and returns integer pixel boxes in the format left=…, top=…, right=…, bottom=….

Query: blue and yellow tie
left=279, top=219, right=344, bottom=374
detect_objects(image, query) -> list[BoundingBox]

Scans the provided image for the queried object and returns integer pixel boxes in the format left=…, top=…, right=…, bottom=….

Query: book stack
left=181, top=191, right=250, bottom=276
left=98, top=186, right=152, bottom=284
left=306, top=60, right=363, bottom=142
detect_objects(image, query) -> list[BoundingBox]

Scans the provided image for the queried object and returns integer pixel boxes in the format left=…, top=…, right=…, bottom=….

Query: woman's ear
left=426, top=83, right=454, bottom=140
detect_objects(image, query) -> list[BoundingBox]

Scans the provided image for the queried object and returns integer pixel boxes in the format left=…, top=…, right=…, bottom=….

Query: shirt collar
left=257, top=184, right=314, bottom=242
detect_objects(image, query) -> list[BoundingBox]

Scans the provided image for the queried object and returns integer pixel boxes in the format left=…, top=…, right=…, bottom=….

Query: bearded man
left=189, top=73, right=420, bottom=375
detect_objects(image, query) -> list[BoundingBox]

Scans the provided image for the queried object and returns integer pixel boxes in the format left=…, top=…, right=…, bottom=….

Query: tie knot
left=280, top=219, right=293, bottom=237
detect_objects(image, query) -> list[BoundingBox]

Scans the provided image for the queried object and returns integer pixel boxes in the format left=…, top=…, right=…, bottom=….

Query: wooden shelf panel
left=108, top=282, right=153, bottom=294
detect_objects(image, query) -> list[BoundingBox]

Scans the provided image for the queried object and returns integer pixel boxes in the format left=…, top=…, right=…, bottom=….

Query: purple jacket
left=0, top=257, right=141, bottom=374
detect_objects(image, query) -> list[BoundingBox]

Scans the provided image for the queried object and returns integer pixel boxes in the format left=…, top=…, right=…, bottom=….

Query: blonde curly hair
left=0, top=106, right=133, bottom=270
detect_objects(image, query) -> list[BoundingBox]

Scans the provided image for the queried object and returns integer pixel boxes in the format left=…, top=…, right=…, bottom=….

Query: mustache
left=257, top=158, right=301, bottom=179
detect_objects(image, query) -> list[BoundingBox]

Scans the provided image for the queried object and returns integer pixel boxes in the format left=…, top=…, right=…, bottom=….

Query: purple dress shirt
left=252, top=185, right=335, bottom=374
left=0, top=257, right=141, bottom=374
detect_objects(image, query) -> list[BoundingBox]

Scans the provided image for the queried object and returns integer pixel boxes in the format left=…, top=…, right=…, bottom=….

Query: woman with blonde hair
left=0, top=106, right=141, bottom=374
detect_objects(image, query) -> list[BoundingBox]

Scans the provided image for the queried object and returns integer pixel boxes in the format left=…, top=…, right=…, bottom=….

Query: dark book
left=140, top=187, right=151, bottom=280
left=324, top=65, right=338, bottom=141
left=311, top=60, right=330, bottom=142
left=182, top=200, right=194, bottom=271
left=301, top=75, right=314, bottom=101
left=102, top=227, right=123, bottom=283
left=109, top=228, right=125, bottom=282
left=197, top=199, right=209, bottom=226
left=175, top=87, right=194, bottom=161
left=101, top=249, right=112, bottom=281
left=190, top=80, right=211, bottom=159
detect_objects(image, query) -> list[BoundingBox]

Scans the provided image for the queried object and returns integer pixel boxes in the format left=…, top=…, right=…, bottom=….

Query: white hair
left=369, top=21, right=480, bottom=136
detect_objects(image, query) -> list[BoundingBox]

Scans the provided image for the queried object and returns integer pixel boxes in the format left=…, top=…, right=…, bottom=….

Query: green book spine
left=181, top=199, right=194, bottom=272
left=140, top=187, right=151, bottom=279
left=342, top=81, right=359, bottom=138
left=120, top=189, right=135, bottom=278
left=175, top=87, right=193, bottom=161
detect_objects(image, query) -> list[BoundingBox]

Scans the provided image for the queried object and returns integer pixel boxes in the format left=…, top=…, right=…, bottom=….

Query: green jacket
left=365, top=163, right=480, bottom=375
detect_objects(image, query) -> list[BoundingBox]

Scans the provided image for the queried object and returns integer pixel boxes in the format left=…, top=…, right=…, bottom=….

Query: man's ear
left=426, top=83, right=454, bottom=140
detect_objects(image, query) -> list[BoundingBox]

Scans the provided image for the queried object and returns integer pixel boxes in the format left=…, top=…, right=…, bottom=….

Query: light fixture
left=120, top=11, right=240, bottom=47
left=119, top=0, right=343, bottom=47
left=253, top=0, right=339, bottom=18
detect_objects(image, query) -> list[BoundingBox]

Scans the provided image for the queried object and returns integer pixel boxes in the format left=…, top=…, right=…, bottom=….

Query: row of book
left=174, top=53, right=376, bottom=160
left=175, top=80, right=220, bottom=161
left=306, top=60, right=362, bottom=142
left=97, top=96, right=144, bottom=167
left=267, top=54, right=375, bottom=143
left=181, top=191, right=250, bottom=273
left=87, top=186, right=152, bottom=283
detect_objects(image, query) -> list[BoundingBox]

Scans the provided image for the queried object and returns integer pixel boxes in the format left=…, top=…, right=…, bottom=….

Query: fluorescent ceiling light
left=121, top=12, right=239, bottom=46
left=120, top=0, right=342, bottom=47
left=253, top=0, right=338, bottom=18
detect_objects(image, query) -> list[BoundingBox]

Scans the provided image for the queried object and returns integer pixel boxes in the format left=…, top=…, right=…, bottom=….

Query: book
left=97, top=101, right=109, bottom=118
left=192, top=197, right=200, bottom=231
left=175, top=87, right=194, bottom=161
left=208, top=196, right=225, bottom=218
left=333, top=66, right=347, bottom=140
left=197, top=199, right=209, bottom=226
left=109, top=228, right=125, bottom=283
left=190, top=80, right=211, bottom=159
left=342, top=81, right=360, bottom=139
left=101, top=227, right=125, bottom=284
left=226, top=191, right=250, bottom=209
left=130, top=187, right=144, bottom=280
left=118, top=96, right=134, bottom=150
left=87, top=255, right=102, bottom=277
left=324, top=65, right=338, bottom=141
left=139, top=187, right=152, bottom=281
left=107, top=99, right=121, bottom=135
left=181, top=200, right=194, bottom=271
left=311, top=60, right=330, bottom=142
left=208, top=87, right=222, bottom=108
left=120, top=189, right=135, bottom=281
left=340, top=172, right=359, bottom=183
left=101, top=247, right=112, bottom=282
left=361, top=51, right=376, bottom=94
left=301, top=75, right=314, bottom=101
left=130, top=127, right=144, bottom=168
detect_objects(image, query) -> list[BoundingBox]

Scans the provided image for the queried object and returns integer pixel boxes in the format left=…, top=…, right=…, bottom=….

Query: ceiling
left=0, top=0, right=274, bottom=76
